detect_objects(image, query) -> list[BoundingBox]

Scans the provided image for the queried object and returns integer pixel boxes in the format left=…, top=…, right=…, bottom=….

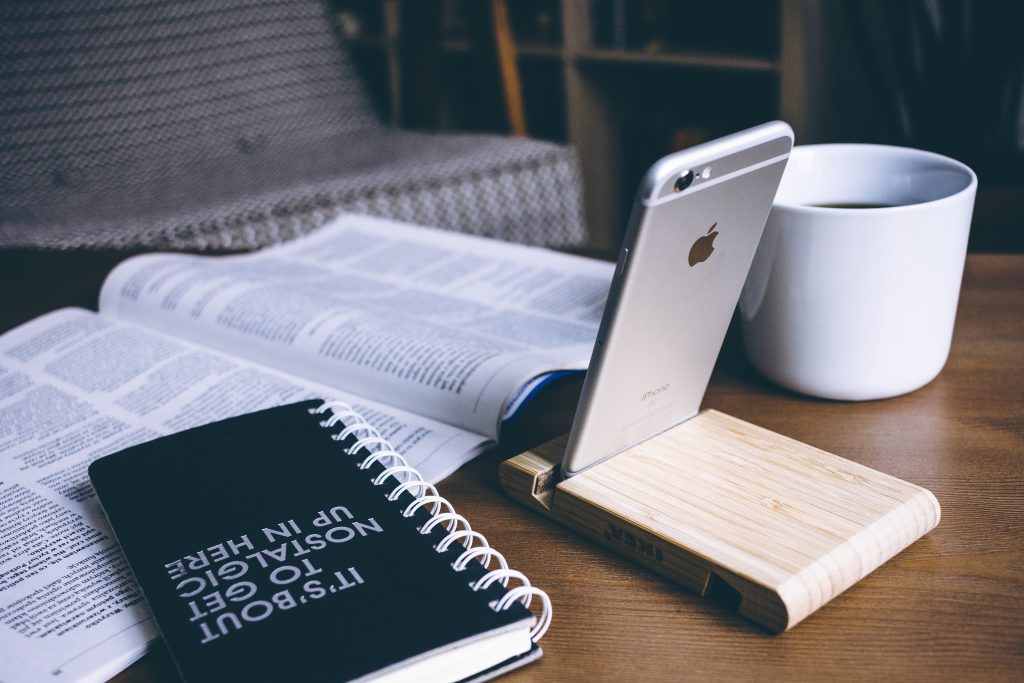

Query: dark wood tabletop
left=2, top=251, right=1021, bottom=682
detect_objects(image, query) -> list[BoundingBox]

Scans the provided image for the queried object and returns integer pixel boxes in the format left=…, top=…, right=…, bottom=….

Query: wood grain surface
left=1, top=252, right=1021, bottom=682
left=502, top=410, right=941, bottom=632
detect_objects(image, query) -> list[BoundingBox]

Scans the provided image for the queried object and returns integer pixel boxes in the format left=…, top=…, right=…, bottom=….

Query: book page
left=0, top=308, right=486, bottom=683
left=98, top=215, right=614, bottom=438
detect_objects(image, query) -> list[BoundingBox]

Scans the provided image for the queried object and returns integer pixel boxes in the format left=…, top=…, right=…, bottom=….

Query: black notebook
left=88, top=400, right=549, bottom=683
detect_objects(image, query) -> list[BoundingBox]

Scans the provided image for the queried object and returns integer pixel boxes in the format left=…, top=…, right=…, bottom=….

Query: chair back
left=0, top=0, right=380, bottom=216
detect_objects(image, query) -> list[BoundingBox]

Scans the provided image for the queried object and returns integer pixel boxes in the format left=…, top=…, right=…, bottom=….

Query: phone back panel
left=562, top=122, right=793, bottom=476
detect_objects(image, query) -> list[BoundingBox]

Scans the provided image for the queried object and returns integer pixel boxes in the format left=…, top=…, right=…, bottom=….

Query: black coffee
left=811, top=202, right=900, bottom=209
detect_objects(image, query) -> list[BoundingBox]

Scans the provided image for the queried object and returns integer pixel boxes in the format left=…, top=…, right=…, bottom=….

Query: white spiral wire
left=403, top=494, right=452, bottom=518
left=437, top=529, right=489, bottom=553
left=316, top=400, right=552, bottom=643
left=361, top=450, right=409, bottom=471
left=317, top=402, right=366, bottom=426
left=453, top=547, right=508, bottom=572
left=472, top=568, right=530, bottom=592
left=336, top=421, right=377, bottom=438
left=373, top=464, right=420, bottom=486
left=338, top=425, right=382, bottom=443
left=388, top=480, right=436, bottom=502
left=315, top=400, right=355, bottom=416
left=497, top=587, right=552, bottom=641
left=420, top=511, right=472, bottom=535
left=350, top=435, right=393, bottom=454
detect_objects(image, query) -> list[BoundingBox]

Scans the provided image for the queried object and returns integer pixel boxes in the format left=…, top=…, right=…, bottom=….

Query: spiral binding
left=313, top=400, right=552, bottom=642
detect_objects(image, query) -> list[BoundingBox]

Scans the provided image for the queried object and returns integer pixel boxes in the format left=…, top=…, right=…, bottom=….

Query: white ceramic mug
left=739, top=144, right=977, bottom=401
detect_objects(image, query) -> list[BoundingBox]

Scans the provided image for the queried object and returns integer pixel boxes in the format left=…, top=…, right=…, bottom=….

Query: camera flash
left=701, top=166, right=712, bottom=179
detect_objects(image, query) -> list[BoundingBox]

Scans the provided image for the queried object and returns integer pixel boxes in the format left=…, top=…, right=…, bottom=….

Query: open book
left=0, top=215, right=613, bottom=683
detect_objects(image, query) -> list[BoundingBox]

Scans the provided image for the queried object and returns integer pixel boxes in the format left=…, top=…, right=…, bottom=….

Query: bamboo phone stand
left=500, top=410, right=940, bottom=632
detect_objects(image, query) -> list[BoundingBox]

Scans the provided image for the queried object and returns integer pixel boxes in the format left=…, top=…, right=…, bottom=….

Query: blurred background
left=336, top=0, right=1024, bottom=252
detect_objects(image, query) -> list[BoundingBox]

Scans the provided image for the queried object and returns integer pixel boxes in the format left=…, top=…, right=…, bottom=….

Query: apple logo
left=688, top=223, right=718, bottom=266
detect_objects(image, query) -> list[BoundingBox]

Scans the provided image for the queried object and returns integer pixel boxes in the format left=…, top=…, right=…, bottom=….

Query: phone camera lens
left=674, top=170, right=694, bottom=192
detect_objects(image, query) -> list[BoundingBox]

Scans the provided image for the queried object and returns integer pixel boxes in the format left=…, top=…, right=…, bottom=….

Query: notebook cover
left=90, top=400, right=533, bottom=682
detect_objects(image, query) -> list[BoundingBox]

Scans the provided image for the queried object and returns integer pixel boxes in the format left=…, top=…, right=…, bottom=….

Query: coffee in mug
left=739, top=144, right=977, bottom=401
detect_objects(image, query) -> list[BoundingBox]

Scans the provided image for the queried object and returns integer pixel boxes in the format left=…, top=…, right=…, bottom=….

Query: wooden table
left=1, top=252, right=1021, bottom=682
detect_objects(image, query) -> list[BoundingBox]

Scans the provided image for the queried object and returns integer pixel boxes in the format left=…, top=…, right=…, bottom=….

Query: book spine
left=312, top=400, right=552, bottom=642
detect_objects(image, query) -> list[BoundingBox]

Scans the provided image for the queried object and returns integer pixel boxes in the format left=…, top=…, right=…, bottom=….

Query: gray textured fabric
left=0, top=0, right=586, bottom=250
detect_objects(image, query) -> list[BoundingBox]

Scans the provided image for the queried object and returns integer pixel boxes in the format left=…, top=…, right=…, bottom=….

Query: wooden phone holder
left=500, top=410, right=940, bottom=632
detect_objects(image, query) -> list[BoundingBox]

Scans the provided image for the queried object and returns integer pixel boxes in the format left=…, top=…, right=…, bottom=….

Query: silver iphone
left=562, top=121, right=794, bottom=476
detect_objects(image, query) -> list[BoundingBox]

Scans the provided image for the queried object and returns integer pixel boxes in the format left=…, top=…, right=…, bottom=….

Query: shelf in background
left=440, top=38, right=472, bottom=53
left=575, top=48, right=778, bottom=73
left=438, top=42, right=774, bottom=71
left=336, top=0, right=797, bottom=248
left=517, top=43, right=563, bottom=60
left=440, top=39, right=562, bottom=61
